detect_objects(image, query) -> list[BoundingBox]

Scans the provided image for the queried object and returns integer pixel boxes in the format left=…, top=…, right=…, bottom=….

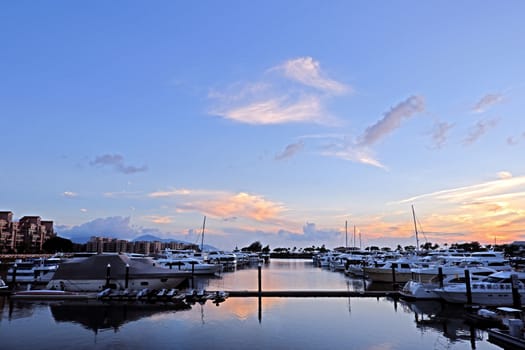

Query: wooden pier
left=226, top=290, right=399, bottom=298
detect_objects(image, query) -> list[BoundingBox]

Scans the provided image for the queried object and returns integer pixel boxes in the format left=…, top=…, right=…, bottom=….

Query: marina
left=0, top=258, right=514, bottom=349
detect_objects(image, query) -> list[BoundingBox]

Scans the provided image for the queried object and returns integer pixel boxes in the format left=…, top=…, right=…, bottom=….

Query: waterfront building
left=0, top=211, right=55, bottom=253
left=85, top=236, right=198, bottom=255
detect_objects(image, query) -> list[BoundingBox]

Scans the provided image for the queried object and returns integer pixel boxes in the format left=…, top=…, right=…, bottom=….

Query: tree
left=42, top=236, right=74, bottom=253
left=242, top=241, right=263, bottom=252
left=262, top=245, right=270, bottom=253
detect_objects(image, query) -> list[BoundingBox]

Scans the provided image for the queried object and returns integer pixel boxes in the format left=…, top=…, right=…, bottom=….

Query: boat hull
left=364, top=268, right=415, bottom=283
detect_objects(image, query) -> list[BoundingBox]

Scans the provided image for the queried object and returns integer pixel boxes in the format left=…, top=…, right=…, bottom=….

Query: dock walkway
left=226, top=290, right=399, bottom=298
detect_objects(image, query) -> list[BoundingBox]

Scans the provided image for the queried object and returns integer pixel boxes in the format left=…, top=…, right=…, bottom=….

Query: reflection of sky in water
left=197, top=259, right=368, bottom=291
left=0, top=259, right=500, bottom=350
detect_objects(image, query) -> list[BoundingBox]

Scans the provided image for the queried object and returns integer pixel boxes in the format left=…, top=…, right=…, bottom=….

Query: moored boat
left=46, top=253, right=191, bottom=292
left=433, top=271, right=525, bottom=306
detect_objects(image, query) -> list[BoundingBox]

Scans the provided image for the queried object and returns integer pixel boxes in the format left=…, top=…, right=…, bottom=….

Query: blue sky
left=2, top=1, right=525, bottom=250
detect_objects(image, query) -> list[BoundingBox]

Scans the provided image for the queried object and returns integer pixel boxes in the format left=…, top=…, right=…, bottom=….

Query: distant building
left=85, top=236, right=196, bottom=254
left=0, top=211, right=55, bottom=253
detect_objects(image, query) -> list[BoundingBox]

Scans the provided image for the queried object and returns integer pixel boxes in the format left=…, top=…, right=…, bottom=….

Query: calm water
left=0, top=259, right=502, bottom=350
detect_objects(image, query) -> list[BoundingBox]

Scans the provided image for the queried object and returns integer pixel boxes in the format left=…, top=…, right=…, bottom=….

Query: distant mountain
left=68, top=235, right=92, bottom=244
left=133, top=234, right=177, bottom=243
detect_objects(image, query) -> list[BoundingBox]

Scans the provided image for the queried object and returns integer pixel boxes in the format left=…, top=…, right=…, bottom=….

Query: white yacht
left=155, top=256, right=222, bottom=275
left=6, top=257, right=60, bottom=284
left=433, top=271, right=525, bottom=306
left=0, top=278, right=8, bottom=291
left=363, top=257, right=422, bottom=283
left=400, top=266, right=496, bottom=300
left=206, top=251, right=237, bottom=270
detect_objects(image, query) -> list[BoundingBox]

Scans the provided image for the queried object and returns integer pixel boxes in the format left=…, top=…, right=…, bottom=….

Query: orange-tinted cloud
left=177, top=192, right=285, bottom=222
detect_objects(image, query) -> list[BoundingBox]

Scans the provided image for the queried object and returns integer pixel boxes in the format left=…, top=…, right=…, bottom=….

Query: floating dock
left=226, top=290, right=399, bottom=298
left=4, top=289, right=399, bottom=301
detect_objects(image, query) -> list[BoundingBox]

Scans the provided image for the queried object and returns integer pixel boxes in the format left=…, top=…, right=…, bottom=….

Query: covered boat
left=47, top=253, right=191, bottom=292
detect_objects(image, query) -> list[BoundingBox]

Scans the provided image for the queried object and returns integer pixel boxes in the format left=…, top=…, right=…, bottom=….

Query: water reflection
left=50, top=301, right=191, bottom=334
left=0, top=260, right=501, bottom=350
left=397, top=299, right=485, bottom=349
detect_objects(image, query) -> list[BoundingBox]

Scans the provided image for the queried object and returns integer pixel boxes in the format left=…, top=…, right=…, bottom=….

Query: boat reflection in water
left=50, top=301, right=191, bottom=334
left=397, top=299, right=485, bottom=348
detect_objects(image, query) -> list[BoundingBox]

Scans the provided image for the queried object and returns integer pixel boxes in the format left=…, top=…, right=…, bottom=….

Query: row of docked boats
left=315, top=248, right=525, bottom=307
left=1, top=248, right=266, bottom=294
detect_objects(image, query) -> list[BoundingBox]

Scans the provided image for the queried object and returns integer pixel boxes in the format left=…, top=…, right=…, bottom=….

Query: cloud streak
left=275, top=141, right=304, bottom=160
left=463, top=118, right=499, bottom=145
left=429, top=121, right=454, bottom=149
left=472, top=93, right=504, bottom=113
left=222, top=95, right=330, bottom=125
left=358, top=95, right=425, bottom=147
left=397, top=173, right=525, bottom=205
left=90, top=154, right=148, bottom=174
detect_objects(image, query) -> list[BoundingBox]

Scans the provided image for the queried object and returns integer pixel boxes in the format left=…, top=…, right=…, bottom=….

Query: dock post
left=105, top=263, right=111, bottom=289
left=391, top=266, right=396, bottom=286
left=511, top=274, right=521, bottom=308
left=125, top=263, right=130, bottom=289
left=258, top=260, right=262, bottom=297
left=464, top=269, right=472, bottom=305
left=438, top=267, right=444, bottom=288
left=11, top=263, right=17, bottom=290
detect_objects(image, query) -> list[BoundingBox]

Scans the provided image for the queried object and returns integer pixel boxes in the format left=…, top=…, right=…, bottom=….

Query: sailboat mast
left=411, top=205, right=419, bottom=253
left=353, top=225, right=356, bottom=249
left=345, top=220, right=348, bottom=248
left=201, top=216, right=206, bottom=252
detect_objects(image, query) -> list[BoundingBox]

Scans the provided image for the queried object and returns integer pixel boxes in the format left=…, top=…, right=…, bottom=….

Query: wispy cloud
left=314, top=95, right=424, bottom=169
left=90, top=154, right=148, bottom=174
left=506, top=132, right=525, bottom=146
left=144, top=216, right=174, bottom=224
left=358, top=95, right=425, bottom=147
left=472, top=93, right=504, bottom=113
left=209, top=57, right=350, bottom=126
left=319, top=146, right=387, bottom=169
left=429, top=121, right=454, bottom=149
left=277, top=222, right=341, bottom=242
left=463, top=118, right=499, bottom=145
left=222, top=95, right=330, bottom=125
left=62, top=191, right=78, bottom=198
left=275, top=141, right=304, bottom=160
left=397, top=173, right=525, bottom=205
left=275, top=57, right=350, bottom=94
left=148, top=188, right=194, bottom=198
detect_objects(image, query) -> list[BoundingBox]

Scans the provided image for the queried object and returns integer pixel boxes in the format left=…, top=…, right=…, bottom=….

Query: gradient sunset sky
left=2, top=1, right=524, bottom=250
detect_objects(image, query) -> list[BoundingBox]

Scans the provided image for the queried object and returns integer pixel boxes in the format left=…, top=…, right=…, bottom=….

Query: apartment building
left=0, top=211, right=55, bottom=253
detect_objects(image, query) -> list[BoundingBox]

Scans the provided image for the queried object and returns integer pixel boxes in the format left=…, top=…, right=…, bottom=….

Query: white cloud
left=472, top=93, right=504, bottom=113
left=276, top=57, right=351, bottom=94
left=497, top=171, right=513, bottom=179
left=221, top=95, right=331, bottom=125
left=358, top=95, right=425, bottom=147
left=63, top=191, right=78, bottom=198
left=209, top=57, right=349, bottom=126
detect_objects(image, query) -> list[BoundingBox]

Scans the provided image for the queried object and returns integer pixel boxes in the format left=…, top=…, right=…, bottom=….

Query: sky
left=1, top=1, right=525, bottom=251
